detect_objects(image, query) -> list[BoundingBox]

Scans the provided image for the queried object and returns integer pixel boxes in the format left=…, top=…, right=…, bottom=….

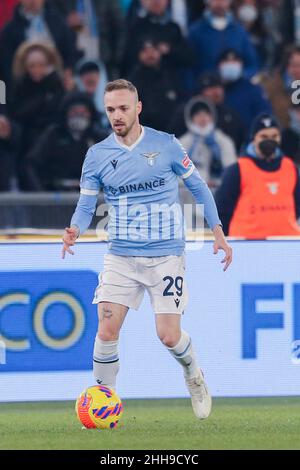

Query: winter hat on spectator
left=137, top=37, right=160, bottom=52
left=190, top=101, right=213, bottom=117
left=250, top=113, right=280, bottom=139
left=78, top=61, right=100, bottom=76
left=217, top=48, right=244, bottom=64
left=198, top=72, right=223, bottom=92
left=60, top=92, right=98, bottom=124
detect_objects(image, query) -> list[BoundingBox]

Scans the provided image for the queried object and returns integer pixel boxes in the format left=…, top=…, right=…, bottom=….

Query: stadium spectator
left=260, top=45, right=300, bottom=128
left=169, top=71, right=246, bottom=151
left=281, top=102, right=300, bottom=167
left=0, top=0, right=20, bottom=31
left=24, top=92, right=108, bottom=191
left=76, top=60, right=109, bottom=128
left=9, top=41, right=65, bottom=187
left=129, top=38, right=181, bottom=131
left=122, top=0, right=195, bottom=77
left=233, top=0, right=271, bottom=69
left=49, top=0, right=125, bottom=79
left=218, top=48, right=272, bottom=132
left=187, top=0, right=259, bottom=90
left=0, top=0, right=76, bottom=84
left=179, top=98, right=236, bottom=188
left=126, top=0, right=206, bottom=33
left=215, top=113, right=300, bottom=237
left=0, top=106, right=21, bottom=191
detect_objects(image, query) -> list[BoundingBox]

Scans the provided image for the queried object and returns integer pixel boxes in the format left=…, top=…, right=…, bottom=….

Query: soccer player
left=62, top=79, right=232, bottom=419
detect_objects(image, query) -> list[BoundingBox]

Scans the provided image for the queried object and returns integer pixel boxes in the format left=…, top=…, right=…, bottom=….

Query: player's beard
left=113, top=118, right=135, bottom=137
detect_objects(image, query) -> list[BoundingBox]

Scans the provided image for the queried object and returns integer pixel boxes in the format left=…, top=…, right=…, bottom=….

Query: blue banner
left=0, top=270, right=98, bottom=372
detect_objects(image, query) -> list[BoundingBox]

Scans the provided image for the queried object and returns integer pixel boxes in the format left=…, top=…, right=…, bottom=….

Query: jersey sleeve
left=70, top=147, right=102, bottom=235
left=170, top=136, right=195, bottom=179
left=170, top=136, right=222, bottom=230
left=79, top=147, right=102, bottom=195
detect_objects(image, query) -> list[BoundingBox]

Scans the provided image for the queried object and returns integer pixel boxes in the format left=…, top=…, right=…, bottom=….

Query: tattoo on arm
left=100, top=307, right=113, bottom=321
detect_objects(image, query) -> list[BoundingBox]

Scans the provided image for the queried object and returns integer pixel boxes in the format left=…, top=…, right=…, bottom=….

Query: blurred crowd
left=0, top=0, right=300, bottom=202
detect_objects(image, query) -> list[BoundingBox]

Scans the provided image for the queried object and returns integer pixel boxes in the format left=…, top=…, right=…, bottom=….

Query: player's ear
left=137, top=100, right=142, bottom=116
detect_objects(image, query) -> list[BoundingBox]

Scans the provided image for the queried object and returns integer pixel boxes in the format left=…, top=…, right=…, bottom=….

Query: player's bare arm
left=213, top=224, right=233, bottom=272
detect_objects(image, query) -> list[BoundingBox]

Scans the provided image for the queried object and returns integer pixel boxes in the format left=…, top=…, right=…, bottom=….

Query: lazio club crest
left=140, top=152, right=160, bottom=166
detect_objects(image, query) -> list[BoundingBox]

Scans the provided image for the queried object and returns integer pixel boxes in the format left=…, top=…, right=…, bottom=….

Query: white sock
left=167, top=330, right=199, bottom=378
left=93, top=336, right=119, bottom=390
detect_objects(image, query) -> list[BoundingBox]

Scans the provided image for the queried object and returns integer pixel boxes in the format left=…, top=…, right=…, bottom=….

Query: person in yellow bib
left=215, top=113, right=300, bottom=239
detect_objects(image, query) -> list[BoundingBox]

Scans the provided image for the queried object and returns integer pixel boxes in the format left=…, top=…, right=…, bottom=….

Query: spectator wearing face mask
left=169, top=71, right=246, bottom=151
left=281, top=103, right=300, bottom=168
left=0, top=0, right=76, bottom=84
left=187, top=0, right=258, bottom=90
left=215, top=113, right=300, bottom=237
left=179, top=98, right=236, bottom=188
left=218, top=48, right=272, bottom=132
left=24, top=92, right=108, bottom=191
left=129, top=38, right=181, bottom=131
left=9, top=41, right=65, bottom=163
left=76, top=60, right=109, bottom=128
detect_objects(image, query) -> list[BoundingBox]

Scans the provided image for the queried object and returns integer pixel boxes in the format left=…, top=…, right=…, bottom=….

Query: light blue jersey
left=71, top=126, right=221, bottom=256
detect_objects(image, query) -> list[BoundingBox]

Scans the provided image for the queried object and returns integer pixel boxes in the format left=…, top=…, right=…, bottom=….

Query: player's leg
left=146, top=255, right=211, bottom=419
left=155, top=313, right=200, bottom=379
left=155, top=313, right=212, bottom=419
left=93, top=301, right=128, bottom=390
left=92, top=254, right=144, bottom=390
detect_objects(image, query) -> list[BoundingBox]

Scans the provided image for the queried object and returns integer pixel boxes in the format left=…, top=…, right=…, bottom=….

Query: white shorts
left=93, top=254, right=188, bottom=314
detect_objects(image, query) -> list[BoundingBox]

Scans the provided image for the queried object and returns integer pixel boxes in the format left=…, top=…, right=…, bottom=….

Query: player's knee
left=97, top=330, right=119, bottom=342
left=157, top=331, right=179, bottom=348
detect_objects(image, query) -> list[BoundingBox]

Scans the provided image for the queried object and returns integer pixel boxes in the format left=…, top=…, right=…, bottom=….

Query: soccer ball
left=75, top=385, right=124, bottom=429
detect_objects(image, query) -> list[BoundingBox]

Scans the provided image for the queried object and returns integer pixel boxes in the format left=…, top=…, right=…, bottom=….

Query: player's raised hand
left=212, top=225, right=233, bottom=272
left=62, top=226, right=79, bottom=259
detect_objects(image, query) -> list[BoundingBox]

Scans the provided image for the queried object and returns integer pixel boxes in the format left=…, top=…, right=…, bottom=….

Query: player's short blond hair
left=105, top=79, right=139, bottom=101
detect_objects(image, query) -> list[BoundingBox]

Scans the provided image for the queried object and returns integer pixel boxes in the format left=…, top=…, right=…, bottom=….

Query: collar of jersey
left=114, top=126, right=145, bottom=151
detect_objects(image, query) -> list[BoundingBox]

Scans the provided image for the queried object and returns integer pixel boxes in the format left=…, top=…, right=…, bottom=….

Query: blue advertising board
left=0, top=240, right=299, bottom=401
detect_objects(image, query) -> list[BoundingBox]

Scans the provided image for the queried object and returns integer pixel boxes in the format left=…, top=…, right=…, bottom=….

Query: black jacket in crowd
left=126, top=0, right=205, bottom=28
left=9, top=71, right=65, bottom=158
left=122, top=12, right=195, bottom=76
left=215, top=155, right=300, bottom=235
left=281, top=128, right=300, bottom=167
left=24, top=93, right=108, bottom=191
left=0, top=3, right=76, bottom=83
left=129, top=63, right=181, bottom=132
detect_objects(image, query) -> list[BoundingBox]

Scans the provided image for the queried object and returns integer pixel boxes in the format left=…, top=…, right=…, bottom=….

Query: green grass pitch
left=0, top=397, right=300, bottom=450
